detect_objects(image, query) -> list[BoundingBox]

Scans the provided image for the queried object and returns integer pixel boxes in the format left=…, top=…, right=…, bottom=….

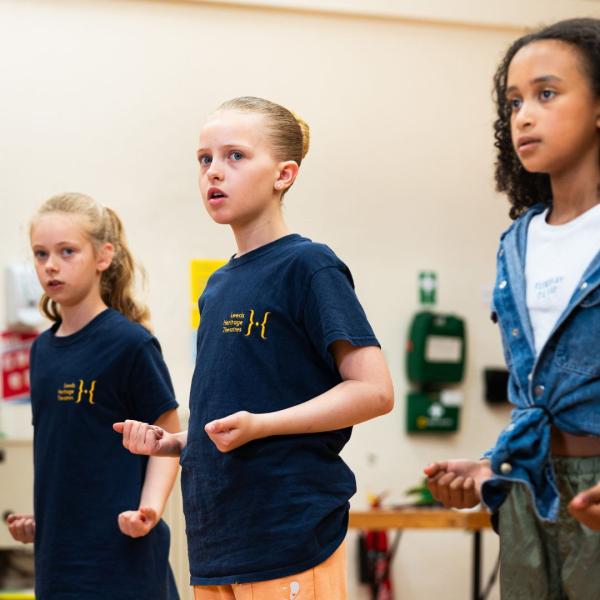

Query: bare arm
left=139, top=409, right=181, bottom=513
left=205, top=341, right=394, bottom=452
left=117, top=409, right=182, bottom=538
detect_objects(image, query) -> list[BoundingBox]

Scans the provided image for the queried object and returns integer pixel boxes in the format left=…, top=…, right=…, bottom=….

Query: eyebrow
left=506, top=75, right=563, bottom=94
left=32, top=241, right=77, bottom=248
left=197, top=143, right=252, bottom=154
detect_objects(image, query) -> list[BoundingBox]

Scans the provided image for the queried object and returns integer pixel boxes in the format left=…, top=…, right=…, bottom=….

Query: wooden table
left=349, top=509, right=493, bottom=600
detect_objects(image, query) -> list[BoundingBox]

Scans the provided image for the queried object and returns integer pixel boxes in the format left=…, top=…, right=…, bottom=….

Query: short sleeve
left=304, top=265, right=379, bottom=368
left=126, top=338, right=178, bottom=424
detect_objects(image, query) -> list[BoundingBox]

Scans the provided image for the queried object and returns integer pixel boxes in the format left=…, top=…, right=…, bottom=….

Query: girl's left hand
left=118, top=506, right=158, bottom=538
left=568, top=483, right=600, bottom=531
left=205, top=411, right=261, bottom=452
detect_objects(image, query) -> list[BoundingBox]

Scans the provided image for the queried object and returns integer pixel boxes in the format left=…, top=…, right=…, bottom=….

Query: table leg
left=472, top=529, right=482, bottom=600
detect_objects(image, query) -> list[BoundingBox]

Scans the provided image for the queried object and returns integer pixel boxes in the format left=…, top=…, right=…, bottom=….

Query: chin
left=519, top=159, right=549, bottom=175
left=210, top=206, right=241, bottom=224
left=209, top=213, right=234, bottom=226
left=44, top=290, right=61, bottom=302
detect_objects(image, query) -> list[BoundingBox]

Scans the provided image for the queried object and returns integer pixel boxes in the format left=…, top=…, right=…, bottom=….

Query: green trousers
left=498, top=456, right=600, bottom=600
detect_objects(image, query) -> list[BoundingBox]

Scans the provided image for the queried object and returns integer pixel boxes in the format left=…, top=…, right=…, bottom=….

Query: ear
left=96, top=242, right=115, bottom=273
left=274, top=161, right=299, bottom=193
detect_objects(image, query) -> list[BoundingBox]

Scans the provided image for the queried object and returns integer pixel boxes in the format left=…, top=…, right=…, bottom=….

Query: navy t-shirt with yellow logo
left=29, top=309, right=179, bottom=599
left=182, top=234, right=379, bottom=584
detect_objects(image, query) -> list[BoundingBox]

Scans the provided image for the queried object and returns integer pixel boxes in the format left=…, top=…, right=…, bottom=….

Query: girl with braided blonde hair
left=7, top=192, right=181, bottom=599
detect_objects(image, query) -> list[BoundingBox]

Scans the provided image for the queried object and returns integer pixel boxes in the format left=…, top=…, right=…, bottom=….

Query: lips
left=517, top=136, right=541, bottom=151
left=47, top=279, right=64, bottom=289
left=207, top=187, right=227, bottom=203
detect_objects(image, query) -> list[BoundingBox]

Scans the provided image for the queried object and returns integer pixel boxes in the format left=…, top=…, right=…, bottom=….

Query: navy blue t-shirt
left=181, top=234, right=379, bottom=584
left=30, top=309, right=179, bottom=599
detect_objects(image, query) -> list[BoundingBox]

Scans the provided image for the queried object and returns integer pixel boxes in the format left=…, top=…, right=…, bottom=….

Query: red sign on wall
left=1, top=331, right=37, bottom=402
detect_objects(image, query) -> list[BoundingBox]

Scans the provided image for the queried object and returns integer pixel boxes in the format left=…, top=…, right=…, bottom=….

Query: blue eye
left=198, top=154, right=212, bottom=166
left=61, top=248, right=74, bottom=256
left=230, top=151, right=244, bottom=161
left=540, top=89, right=555, bottom=101
left=34, top=250, right=47, bottom=260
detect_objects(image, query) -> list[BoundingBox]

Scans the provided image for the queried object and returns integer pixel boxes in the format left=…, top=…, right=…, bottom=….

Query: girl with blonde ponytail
left=116, top=97, right=394, bottom=599
left=34, top=193, right=151, bottom=329
left=7, top=192, right=181, bottom=599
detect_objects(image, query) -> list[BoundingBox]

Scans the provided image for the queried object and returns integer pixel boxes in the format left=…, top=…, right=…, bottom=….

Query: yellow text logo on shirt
left=222, top=309, right=271, bottom=340
left=57, top=380, right=97, bottom=405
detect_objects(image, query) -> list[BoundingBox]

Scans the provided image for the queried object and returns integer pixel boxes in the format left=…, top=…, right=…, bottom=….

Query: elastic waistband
left=551, top=454, right=600, bottom=476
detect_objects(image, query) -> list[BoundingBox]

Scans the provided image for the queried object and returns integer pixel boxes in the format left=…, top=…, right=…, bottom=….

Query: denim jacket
left=481, top=203, right=600, bottom=522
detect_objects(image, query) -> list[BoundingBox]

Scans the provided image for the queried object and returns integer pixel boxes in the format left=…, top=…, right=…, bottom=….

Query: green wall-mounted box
left=406, top=311, right=466, bottom=385
left=406, top=391, right=461, bottom=433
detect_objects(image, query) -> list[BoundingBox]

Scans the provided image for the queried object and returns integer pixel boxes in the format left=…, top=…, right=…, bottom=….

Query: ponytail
left=99, top=207, right=151, bottom=328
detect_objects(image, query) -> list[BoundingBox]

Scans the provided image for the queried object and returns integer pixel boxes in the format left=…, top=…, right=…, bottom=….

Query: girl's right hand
left=424, top=459, right=492, bottom=509
left=118, top=506, right=159, bottom=538
left=113, top=420, right=168, bottom=456
left=6, top=513, right=35, bottom=544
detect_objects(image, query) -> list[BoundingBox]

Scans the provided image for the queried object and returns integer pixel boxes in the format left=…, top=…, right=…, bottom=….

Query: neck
left=548, top=150, right=600, bottom=225
left=57, top=296, right=108, bottom=337
left=231, top=209, right=289, bottom=257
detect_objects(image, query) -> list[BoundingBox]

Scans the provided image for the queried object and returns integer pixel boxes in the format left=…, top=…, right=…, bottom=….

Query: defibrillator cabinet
left=405, top=310, right=467, bottom=433
left=406, top=311, right=466, bottom=385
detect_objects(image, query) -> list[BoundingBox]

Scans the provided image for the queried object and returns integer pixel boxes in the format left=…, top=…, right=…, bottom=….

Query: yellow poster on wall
left=189, top=259, right=227, bottom=329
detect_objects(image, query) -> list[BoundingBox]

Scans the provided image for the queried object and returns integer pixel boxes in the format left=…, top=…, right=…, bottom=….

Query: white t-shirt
left=526, top=204, right=600, bottom=356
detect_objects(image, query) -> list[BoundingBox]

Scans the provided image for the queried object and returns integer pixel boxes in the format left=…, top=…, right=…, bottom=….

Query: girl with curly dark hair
left=494, top=18, right=600, bottom=220
left=425, top=18, right=600, bottom=598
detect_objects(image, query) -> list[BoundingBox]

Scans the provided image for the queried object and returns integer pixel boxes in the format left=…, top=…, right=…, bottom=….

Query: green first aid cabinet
left=406, top=311, right=466, bottom=385
left=406, top=391, right=461, bottom=433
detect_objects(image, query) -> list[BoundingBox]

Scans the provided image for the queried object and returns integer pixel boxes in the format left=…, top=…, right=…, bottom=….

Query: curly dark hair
left=493, top=18, right=600, bottom=219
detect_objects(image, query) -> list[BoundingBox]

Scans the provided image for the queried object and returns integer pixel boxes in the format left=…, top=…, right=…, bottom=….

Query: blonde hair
left=31, top=192, right=151, bottom=329
left=218, top=96, right=310, bottom=166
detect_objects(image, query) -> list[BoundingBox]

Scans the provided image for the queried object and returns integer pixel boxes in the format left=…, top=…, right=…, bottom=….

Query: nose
left=44, top=254, right=58, bottom=274
left=513, top=100, right=535, bottom=130
left=206, top=158, right=224, bottom=182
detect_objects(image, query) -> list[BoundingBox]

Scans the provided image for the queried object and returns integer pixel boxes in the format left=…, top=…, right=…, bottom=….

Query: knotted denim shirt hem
left=483, top=203, right=600, bottom=522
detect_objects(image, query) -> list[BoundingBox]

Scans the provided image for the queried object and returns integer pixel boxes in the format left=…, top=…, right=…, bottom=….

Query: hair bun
left=291, top=112, right=310, bottom=160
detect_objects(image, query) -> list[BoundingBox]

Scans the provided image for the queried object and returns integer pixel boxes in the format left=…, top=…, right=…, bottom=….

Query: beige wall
left=0, top=0, right=591, bottom=597
left=195, top=0, right=600, bottom=28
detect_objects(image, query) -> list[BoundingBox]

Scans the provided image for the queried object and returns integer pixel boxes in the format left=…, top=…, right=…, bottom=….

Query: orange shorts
left=193, top=541, right=347, bottom=600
